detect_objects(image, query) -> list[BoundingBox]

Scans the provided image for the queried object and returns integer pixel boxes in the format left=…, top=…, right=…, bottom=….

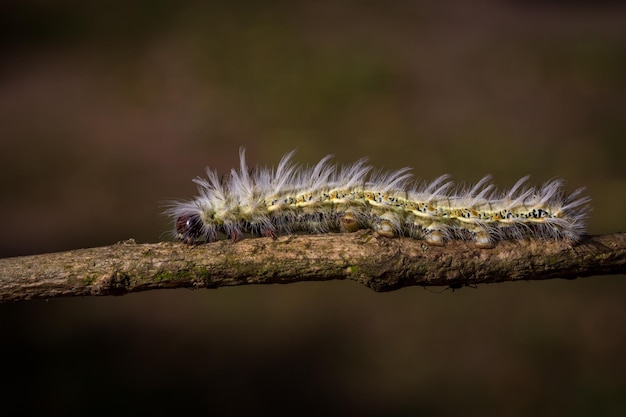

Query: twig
left=1, top=233, right=625, bottom=302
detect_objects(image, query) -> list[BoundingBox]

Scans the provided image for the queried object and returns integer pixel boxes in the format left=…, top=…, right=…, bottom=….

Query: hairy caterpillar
left=167, top=149, right=590, bottom=248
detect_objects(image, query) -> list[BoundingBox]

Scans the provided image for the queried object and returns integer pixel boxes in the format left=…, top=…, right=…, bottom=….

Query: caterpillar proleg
left=167, top=149, right=590, bottom=248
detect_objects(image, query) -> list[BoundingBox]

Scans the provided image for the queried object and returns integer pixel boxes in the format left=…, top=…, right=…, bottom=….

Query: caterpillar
left=167, top=149, right=590, bottom=248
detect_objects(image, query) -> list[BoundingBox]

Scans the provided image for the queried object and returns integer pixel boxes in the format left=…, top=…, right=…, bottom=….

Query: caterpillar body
left=168, top=149, right=590, bottom=248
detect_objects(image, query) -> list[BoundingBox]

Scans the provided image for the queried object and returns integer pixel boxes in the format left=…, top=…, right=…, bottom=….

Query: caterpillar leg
left=474, top=230, right=495, bottom=249
left=425, top=229, right=445, bottom=246
left=263, top=229, right=278, bottom=240
left=373, top=212, right=402, bottom=238
left=252, top=221, right=277, bottom=240
left=409, top=220, right=445, bottom=246
left=340, top=210, right=363, bottom=233
left=375, top=220, right=396, bottom=238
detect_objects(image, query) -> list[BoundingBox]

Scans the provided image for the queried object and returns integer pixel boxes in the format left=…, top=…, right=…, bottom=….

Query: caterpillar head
left=175, top=213, right=205, bottom=244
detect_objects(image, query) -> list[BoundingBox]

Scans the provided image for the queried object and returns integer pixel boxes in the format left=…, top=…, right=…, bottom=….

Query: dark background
left=1, top=1, right=625, bottom=415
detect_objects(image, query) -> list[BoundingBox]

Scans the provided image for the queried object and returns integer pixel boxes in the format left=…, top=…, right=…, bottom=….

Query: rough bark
left=1, top=232, right=625, bottom=302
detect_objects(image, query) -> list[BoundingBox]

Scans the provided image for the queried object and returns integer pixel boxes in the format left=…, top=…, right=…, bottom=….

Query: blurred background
left=1, top=0, right=625, bottom=415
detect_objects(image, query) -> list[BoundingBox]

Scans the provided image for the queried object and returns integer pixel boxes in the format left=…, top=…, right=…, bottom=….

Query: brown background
left=1, top=1, right=625, bottom=415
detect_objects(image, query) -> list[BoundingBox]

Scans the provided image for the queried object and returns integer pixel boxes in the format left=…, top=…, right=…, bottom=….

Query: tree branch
left=1, top=233, right=625, bottom=302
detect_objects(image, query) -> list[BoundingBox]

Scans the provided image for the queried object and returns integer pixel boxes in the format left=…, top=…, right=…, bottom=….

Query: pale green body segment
left=261, top=186, right=562, bottom=248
